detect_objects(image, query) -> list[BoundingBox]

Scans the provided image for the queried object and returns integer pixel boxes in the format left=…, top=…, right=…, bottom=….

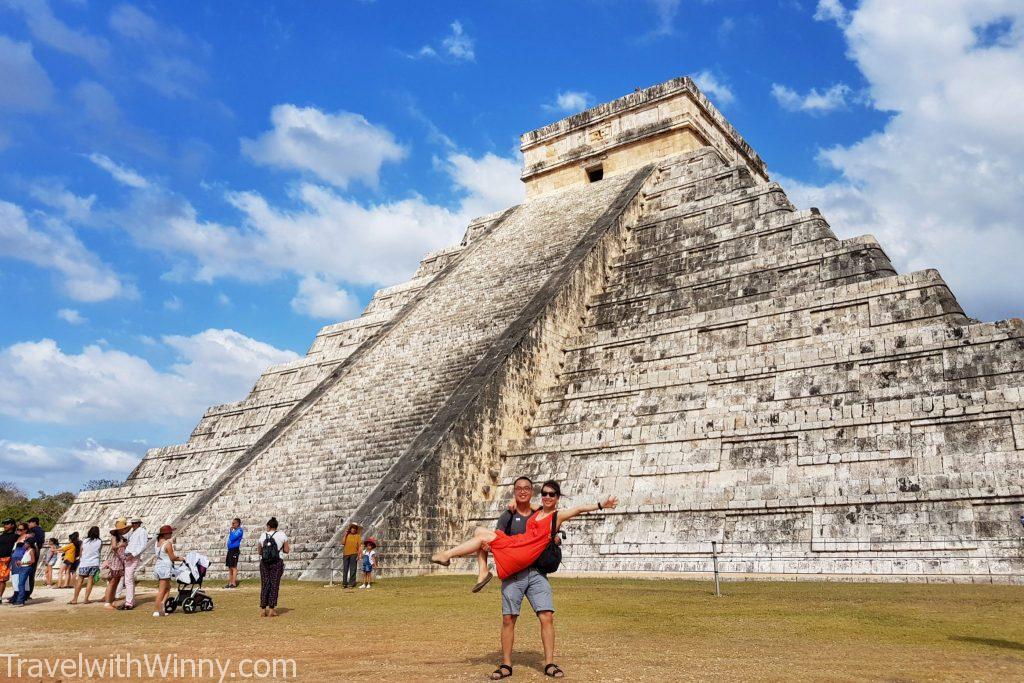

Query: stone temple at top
left=54, top=76, right=1024, bottom=582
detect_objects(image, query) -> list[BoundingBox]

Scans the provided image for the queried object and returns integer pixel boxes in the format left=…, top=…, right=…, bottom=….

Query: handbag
left=533, top=512, right=563, bottom=575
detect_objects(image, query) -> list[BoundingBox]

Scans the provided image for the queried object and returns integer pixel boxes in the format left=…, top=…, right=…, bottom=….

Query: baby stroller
left=164, top=551, right=214, bottom=614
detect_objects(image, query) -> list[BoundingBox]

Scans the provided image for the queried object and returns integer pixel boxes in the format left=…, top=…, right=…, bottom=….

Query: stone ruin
left=54, top=77, right=1024, bottom=582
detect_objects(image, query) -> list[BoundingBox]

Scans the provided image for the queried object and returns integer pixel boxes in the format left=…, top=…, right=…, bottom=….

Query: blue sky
left=1, top=0, right=1022, bottom=493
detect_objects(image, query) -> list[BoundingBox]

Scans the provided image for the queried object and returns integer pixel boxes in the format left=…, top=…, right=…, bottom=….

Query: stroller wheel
left=182, top=597, right=195, bottom=614
left=164, top=598, right=177, bottom=614
left=201, top=599, right=213, bottom=611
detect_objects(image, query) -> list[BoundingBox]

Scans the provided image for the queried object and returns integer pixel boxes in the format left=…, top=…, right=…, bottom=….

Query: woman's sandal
left=544, top=663, right=564, bottom=678
left=472, top=571, right=493, bottom=593
left=430, top=553, right=450, bottom=567
left=490, top=664, right=513, bottom=680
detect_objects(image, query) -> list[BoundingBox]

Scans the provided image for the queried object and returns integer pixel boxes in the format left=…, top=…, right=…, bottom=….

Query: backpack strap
left=549, top=511, right=558, bottom=540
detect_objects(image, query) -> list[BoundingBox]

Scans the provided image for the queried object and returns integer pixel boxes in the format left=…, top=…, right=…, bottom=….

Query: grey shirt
left=496, top=508, right=534, bottom=536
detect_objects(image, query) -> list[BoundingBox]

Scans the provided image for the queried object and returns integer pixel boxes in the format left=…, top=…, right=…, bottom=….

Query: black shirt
left=0, top=531, right=16, bottom=558
left=29, top=527, right=44, bottom=563
left=495, top=509, right=534, bottom=536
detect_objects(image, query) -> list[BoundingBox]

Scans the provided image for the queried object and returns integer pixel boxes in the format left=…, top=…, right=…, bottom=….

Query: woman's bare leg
left=70, top=574, right=83, bottom=603
left=475, top=547, right=489, bottom=582
left=103, top=578, right=117, bottom=608
left=432, top=527, right=497, bottom=565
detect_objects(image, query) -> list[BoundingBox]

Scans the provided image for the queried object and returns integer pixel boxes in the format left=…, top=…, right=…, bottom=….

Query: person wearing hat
left=359, top=537, right=378, bottom=589
left=0, top=518, right=17, bottom=603
left=340, top=522, right=363, bottom=589
left=111, top=518, right=128, bottom=600
left=120, top=517, right=148, bottom=611
left=152, top=524, right=182, bottom=617
left=101, top=526, right=128, bottom=609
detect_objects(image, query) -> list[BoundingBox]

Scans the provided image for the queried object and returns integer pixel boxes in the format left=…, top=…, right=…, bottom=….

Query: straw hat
left=114, top=517, right=128, bottom=531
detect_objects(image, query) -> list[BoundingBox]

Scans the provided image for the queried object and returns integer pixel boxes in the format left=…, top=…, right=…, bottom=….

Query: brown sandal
left=472, top=572, right=493, bottom=593
left=430, top=553, right=450, bottom=567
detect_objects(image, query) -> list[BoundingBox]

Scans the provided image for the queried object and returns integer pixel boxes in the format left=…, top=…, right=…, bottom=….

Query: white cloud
left=0, top=34, right=53, bottom=111
left=543, top=90, right=594, bottom=114
left=781, top=0, right=1024, bottom=322
left=107, top=3, right=205, bottom=99
left=0, top=199, right=133, bottom=301
left=72, top=79, right=120, bottom=122
left=57, top=308, right=86, bottom=324
left=0, top=329, right=299, bottom=425
left=0, top=439, right=140, bottom=486
left=29, top=180, right=95, bottom=223
left=87, top=153, right=149, bottom=188
left=163, top=295, right=182, bottom=311
left=771, top=82, right=851, bottom=113
left=814, top=0, right=850, bottom=26
left=290, top=274, right=361, bottom=320
left=693, top=70, right=736, bottom=106
left=217, top=292, right=231, bottom=306
left=241, top=105, right=407, bottom=189
left=643, top=0, right=681, bottom=40
left=3, top=0, right=110, bottom=66
left=413, top=20, right=475, bottom=61
left=441, top=21, right=474, bottom=61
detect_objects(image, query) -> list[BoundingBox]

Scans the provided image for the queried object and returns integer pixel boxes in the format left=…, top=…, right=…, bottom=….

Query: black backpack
left=533, top=512, right=563, bottom=575
left=261, top=531, right=280, bottom=564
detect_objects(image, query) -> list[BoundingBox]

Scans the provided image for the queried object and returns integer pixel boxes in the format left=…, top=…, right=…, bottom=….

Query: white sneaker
left=152, top=611, right=161, bottom=617
left=359, top=584, right=366, bottom=589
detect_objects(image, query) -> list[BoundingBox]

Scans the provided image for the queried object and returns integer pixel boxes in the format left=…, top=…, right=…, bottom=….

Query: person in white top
left=120, top=518, right=148, bottom=611
left=257, top=517, right=290, bottom=618
left=70, top=526, right=102, bottom=604
left=152, top=525, right=182, bottom=617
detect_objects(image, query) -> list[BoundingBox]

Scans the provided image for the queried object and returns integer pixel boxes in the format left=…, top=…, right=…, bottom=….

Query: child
left=59, top=532, right=79, bottom=589
left=359, top=538, right=377, bottom=589
left=43, top=538, right=60, bottom=588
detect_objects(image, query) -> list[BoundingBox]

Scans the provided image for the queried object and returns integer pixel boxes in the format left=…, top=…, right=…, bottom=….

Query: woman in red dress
left=431, top=480, right=619, bottom=591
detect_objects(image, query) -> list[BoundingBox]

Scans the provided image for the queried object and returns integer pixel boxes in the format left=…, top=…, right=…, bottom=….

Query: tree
left=0, top=483, right=75, bottom=531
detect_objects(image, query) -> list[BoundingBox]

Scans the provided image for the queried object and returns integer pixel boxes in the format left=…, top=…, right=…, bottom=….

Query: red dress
left=489, top=511, right=556, bottom=580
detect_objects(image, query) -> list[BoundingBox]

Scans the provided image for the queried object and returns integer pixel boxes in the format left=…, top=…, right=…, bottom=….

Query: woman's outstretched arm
left=556, top=495, right=619, bottom=527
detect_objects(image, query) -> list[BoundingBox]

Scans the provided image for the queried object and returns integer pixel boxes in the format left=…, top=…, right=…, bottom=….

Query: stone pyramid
left=54, top=77, right=1024, bottom=582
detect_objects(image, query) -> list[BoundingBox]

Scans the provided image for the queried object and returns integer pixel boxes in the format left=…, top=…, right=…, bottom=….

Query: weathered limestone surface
left=55, top=76, right=1024, bottom=583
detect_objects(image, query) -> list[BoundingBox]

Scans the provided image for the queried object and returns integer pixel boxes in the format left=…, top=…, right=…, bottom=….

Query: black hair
left=513, top=476, right=534, bottom=487
left=87, top=525, right=100, bottom=540
left=233, top=517, right=241, bottom=524
left=266, top=517, right=279, bottom=529
left=27, top=517, right=39, bottom=524
left=540, top=480, right=562, bottom=497
left=69, top=531, right=81, bottom=555
left=109, top=528, right=123, bottom=540
left=49, top=537, right=59, bottom=546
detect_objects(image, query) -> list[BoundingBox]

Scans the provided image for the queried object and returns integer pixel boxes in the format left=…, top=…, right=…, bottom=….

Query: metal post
left=712, top=541, right=721, bottom=597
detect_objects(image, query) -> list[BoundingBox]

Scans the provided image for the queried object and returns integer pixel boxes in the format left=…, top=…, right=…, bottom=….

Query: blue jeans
left=11, top=567, right=30, bottom=604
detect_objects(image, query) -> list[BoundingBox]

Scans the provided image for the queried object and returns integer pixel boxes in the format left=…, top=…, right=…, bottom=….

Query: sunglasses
left=540, top=491, right=558, bottom=498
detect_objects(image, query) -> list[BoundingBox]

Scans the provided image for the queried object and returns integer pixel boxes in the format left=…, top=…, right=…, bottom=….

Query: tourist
left=152, top=525, right=182, bottom=617
left=42, top=538, right=60, bottom=587
left=8, top=524, right=35, bottom=606
left=431, top=478, right=618, bottom=680
left=0, top=518, right=16, bottom=602
left=359, top=537, right=377, bottom=589
left=70, top=526, right=102, bottom=604
left=60, top=532, right=81, bottom=589
left=111, top=518, right=128, bottom=599
left=24, top=516, right=45, bottom=600
left=120, top=517, right=148, bottom=611
left=257, top=517, right=290, bottom=617
left=224, top=517, right=243, bottom=589
left=101, top=528, right=127, bottom=610
left=341, top=522, right=362, bottom=589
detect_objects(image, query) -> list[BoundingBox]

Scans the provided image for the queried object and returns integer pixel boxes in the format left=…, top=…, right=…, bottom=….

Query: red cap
left=158, top=525, right=174, bottom=535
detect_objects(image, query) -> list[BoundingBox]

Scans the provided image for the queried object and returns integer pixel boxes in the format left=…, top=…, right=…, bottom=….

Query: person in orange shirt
left=340, top=523, right=362, bottom=589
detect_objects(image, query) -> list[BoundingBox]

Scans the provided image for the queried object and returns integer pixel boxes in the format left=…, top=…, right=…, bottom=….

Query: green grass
left=5, top=576, right=1024, bottom=681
